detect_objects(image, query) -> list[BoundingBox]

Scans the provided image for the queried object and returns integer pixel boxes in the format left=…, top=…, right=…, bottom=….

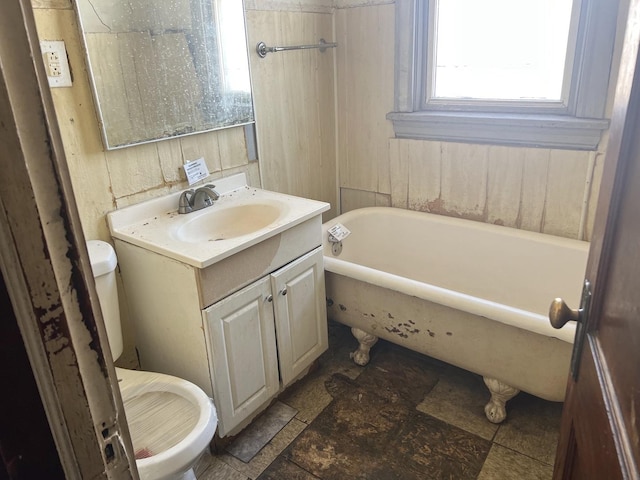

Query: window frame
left=387, top=0, right=620, bottom=150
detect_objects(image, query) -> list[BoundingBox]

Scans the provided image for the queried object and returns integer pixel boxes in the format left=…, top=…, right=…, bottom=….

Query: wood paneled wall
left=247, top=8, right=338, bottom=221
left=388, top=140, right=602, bottom=239
left=336, top=4, right=395, bottom=199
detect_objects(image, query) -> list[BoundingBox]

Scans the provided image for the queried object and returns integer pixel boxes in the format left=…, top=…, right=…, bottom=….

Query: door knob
left=549, top=298, right=580, bottom=329
left=550, top=281, right=591, bottom=380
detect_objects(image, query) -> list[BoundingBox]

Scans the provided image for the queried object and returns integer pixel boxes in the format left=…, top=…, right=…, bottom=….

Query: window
left=388, top=0, right=621, bottom=150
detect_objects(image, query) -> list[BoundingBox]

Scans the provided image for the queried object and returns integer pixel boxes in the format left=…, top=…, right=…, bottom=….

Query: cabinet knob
left=266, top=294, right=273, bottom=303
left=280, top=288, right=287, bottom=296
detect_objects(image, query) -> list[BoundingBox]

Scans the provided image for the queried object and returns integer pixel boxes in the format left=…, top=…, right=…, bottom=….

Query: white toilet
left=87, top=240, right=217, bottom=480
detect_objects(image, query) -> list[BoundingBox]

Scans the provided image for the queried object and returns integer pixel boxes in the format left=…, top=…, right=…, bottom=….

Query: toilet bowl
left=87, top=240, right=217, bottom=480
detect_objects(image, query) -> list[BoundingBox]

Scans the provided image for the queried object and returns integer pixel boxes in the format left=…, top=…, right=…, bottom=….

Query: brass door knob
left=549, top=298, right=580, bottom=329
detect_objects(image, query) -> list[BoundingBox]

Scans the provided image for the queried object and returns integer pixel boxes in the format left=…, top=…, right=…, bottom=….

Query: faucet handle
left=178, top=189, right=195, bottom=214
left=199, top=184, right=220, bottom=201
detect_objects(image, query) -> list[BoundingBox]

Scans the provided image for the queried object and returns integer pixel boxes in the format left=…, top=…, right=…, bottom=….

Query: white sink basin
left=107, top=173, right=330, bottom=268
left=174, top=203, right=283, bottom=242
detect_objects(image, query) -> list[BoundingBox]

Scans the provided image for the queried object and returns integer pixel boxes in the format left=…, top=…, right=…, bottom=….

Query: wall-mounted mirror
left=76, top=0, right=254, bottom=149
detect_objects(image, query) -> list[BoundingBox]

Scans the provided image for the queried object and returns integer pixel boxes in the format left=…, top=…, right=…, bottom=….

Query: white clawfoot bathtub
left=322, top=207, right=588, bottom=423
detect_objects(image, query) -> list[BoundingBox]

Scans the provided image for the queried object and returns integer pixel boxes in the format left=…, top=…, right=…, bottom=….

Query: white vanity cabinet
left=204, top=247, right=327, bottom=436
left=108, top=175, right=331, bottom=439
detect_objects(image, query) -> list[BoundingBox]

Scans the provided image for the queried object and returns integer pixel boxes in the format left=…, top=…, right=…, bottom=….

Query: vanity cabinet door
left=271, top=247, right=328, bottom=387
left=203, top=276, right=279, bottom=437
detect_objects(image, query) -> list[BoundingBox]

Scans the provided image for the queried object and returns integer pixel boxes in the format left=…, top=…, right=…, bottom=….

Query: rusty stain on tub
left=339, top=304, right=347, bottom=311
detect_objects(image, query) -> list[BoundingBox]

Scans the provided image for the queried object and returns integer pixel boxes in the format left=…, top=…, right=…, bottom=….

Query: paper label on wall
left=184, top=158, right=210, bottom=185
left=328, top=223, right=351, bottom=242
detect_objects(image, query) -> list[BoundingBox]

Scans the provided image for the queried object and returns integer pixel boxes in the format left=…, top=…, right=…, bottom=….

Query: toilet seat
left=115, top=368, right=217, bottom=480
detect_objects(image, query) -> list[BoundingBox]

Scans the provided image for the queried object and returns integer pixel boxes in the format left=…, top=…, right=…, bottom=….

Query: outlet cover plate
left=40, top=40, right=72, bottom=88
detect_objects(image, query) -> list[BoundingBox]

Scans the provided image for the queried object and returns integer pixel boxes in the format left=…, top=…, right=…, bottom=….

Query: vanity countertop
left=107, top=174, right=330, bottom=268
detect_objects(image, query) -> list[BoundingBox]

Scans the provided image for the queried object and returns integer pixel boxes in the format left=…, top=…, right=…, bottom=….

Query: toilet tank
left=86, top=240, right=124, bottom=361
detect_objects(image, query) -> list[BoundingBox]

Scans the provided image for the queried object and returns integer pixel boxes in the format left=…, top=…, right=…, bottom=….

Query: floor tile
left=195, top=450, right=216, bottom=477
left=256, top=456, right=321, bottom=480
left=284, top=374, right=490, bottom=479
left=353, top=342, right=443, bottom=406
left=219, top=418, right=307, bottom=479
left=493, top=393, right=563, bottom=465
left=226, top=401, right=297, bottom=462
left=205, top=323, right=564, bottom=479
left=312, top=374, right=413, bottom=450
left=286, top=426, right=409, bottom=479
left=394, top=412, right=492, bottom=479
left=317, top=323, right=364, bottom=381
left=277, top=324, right=367, bottom=424
left=278, top=373, right=334, bottom=424
left=282, top=375, right=412, bottom=478
left=195, top=450, right=214, bottom=477
left=417, top=366, right=499, bottom=440
left=477, top=444, right=553, bottom=480
left=197, top=451, right=249, bottom=480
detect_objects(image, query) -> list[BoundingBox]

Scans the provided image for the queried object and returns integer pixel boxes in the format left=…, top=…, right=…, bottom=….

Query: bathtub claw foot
left=350, top=328, right=378, bottom=366
left=483, top=377, right=520, bottom=424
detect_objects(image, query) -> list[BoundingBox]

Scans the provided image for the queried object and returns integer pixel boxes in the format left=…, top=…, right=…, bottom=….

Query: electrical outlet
left=40, top=40, right=72, bottom=88
left=44, top=51, right=62, bottom=77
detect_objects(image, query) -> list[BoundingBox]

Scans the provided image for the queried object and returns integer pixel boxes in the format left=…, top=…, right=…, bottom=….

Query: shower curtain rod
left=256, top=38, right=337, bottom=58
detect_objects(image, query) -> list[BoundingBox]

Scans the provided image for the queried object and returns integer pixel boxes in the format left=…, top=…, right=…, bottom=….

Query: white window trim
left=388, top=0, right=620, bottom=150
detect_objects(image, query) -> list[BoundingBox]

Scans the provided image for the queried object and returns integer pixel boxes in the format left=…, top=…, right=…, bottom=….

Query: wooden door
left=203, top=276, right=279, bottom=437
left=0, top=1, right=136, bottom=477
left=552, top=4, right=640, bottom=478
left=271, top=247, right=328, bottom=387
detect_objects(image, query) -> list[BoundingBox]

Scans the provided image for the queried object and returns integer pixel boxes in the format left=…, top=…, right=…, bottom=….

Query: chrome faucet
left=177, top=184, right=220, bottom=214
left=192, top=185, right=220, bottom=209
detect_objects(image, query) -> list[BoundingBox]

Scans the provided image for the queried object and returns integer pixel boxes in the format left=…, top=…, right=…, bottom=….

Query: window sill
left=386, top=111, right=609, bottom=150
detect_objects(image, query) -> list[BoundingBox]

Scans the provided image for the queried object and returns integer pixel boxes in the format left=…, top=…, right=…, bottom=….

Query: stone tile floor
left=195, top=322, right=562, bottom=479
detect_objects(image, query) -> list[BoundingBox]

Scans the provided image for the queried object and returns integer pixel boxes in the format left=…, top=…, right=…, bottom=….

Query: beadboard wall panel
left=385, top=139, right=595, bottom=238
left=486, top=146, right=525, bottom=228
